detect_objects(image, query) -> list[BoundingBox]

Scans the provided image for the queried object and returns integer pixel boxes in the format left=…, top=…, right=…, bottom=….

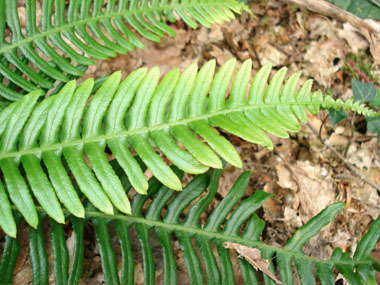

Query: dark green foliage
left=329, top=107, right=347, bottom=125
left=352, top=79, right=377, bottom=103
left=367, top=89, right=380, bottom=138
left=1, top=167, right=379, bottom=284
left=326, top=0, right=380, bottom=20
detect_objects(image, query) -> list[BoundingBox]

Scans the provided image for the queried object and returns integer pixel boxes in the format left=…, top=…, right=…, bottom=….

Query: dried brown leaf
left=223, top=242, right=283, bottom=284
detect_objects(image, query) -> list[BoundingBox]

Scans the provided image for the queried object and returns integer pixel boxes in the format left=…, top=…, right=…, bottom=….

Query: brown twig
left=307, top=122, right=380, bottom=193
left=319, top=114, right=329, bottom=141
left=283, top=0, right=380, bottom=35
left=343, top=113, right=356, bottom=157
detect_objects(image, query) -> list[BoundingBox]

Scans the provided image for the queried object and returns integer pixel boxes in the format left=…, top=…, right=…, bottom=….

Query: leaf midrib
left=24, top=205, right=373, bottom=267
left=0, top=101, right=323, bottom=160
left=0, top=1, right=236, bottom=54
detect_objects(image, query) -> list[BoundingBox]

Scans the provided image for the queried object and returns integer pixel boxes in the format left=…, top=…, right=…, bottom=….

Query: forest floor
left=2, top=0, right=380, bottom=284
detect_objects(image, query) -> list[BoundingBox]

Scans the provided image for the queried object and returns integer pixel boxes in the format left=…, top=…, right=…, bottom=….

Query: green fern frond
left=0, top=0, right=249, bottom=101
left=1, top=166, right=379, bottom=284
left=0, top=58, right=377, bottom=237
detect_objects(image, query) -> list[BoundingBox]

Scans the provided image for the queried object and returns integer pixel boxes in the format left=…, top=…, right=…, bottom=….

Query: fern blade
left=245, top=110, right=289, bottom=138
left=224, top=190, right=273, bottom=236
left=354, top=216, right=380, bottom=260
left=92, top=216, right=121, bottom=285
left=284, top=202, right=345, bottom=252
left=29, top=214, right=49, bottom=285
left=176, top=231, right=204, bottom=284
left=277, top=252, right=294, bottom=284
left=0, top=182, right=16, bottom=237
left=294, top=258, right=316, bottom=285
left=0, top=59, right=38, bottom=93
left=151, top=129, right=209, bottom=174
left=67, top=217, right=85, bottom=285
left=131, top=135, right=183, bottom=191
left=164, top=174, right=210, bottom=224
left=191, top=120, right=242, bottom=167
left=3, top=50, right=53, bottom=89
left=108, top=138, right=149, bottom=194
left=0, top=158, right=39, bottom=228
left=216, top=240, right=236, bottom=284
left=63, top=147, right=115, bottom=215
left=21, top=154, right=65, bottom=224
left=315, top=261, right=335, bottom=285
left=0, top=213, right=21, bottom=282
left=171, top=125, right=223, bottom=169
left=184, top=168, right=223, bottom=228
left=42, top=152, right=85, bottom=218
left=86, top=143, right=132, bottom=214
left=51, top=220, right=69, bottom=285
left=156, top=228, right=178, bottom=284
left=114, top=219, right=135, bottom=285
left=333, top=249, right=365, bottom=284
left=356, top=264, right=377, bottom=285
left=205, top=171, right=250, bottom=232
left=135, top=223, right=156, bottom=285
left=196, top=235, right=222, bottom=284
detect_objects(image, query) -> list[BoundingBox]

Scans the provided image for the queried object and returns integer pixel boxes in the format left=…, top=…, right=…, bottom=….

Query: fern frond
left=0, top=0, right=249, bottom=101
left=1, top=167, right=379, bottom=284
left=0, top=58, right=377, bottom=236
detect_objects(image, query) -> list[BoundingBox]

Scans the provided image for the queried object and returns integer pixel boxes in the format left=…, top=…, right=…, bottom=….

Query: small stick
left=283, top=0, right=380, bottom=35
left=307, top=122, right=380, bottom=193
left=343, top=113, right=356, bottom=157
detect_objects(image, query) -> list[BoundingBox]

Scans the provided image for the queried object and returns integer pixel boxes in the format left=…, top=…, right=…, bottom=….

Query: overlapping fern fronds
left=1, top=167, right=379, bottom=284
left=0, top=0, right=249, bottom=101
left=0, top=58, right=377, bottom=237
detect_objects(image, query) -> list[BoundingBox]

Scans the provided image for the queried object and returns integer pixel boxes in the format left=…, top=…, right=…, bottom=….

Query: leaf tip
left=104, top=206, right=114, bottom=216
left=4, top=225, right=17, bottom=238
left=74, top=207, right=85, bottom=219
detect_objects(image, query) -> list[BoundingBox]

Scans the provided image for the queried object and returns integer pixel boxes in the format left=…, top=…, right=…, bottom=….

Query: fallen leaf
left=291, top=161, right=337, bottom=223
left=224, top=242, right=283, bottom=284
left=276, top=164, right=297, bottom=190
left=337, top=23, right=368, bottom=53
